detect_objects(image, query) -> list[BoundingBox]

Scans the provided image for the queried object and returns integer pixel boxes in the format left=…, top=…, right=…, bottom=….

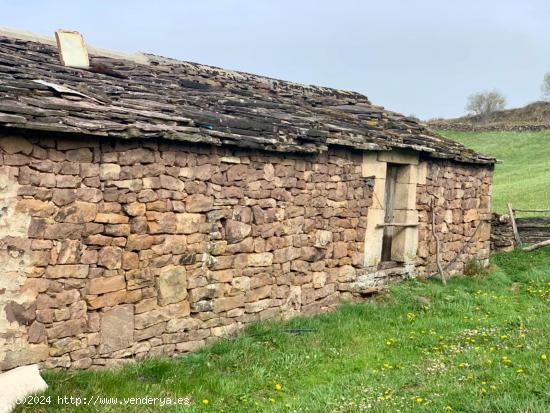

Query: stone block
left=99, top=305, right=134, bottom=354
left=98, top=246, right=122, bottom=270
left=45, top=264, right=89, bottom=279
left=157, top=265, right=187, bottom=306
left=186, top=194, right=214, bottom=212
left=224, top=219, right=252, bottom=244
left=377, top=150, right=419, bottom=165
left=87, top=275, right=126, bottom=295
left=362, top=152, right=386, bottom=179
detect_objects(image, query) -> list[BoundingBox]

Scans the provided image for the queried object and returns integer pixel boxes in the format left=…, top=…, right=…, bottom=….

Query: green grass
left=16, top=247, right=550, bottom=412
left=438, top=130, right=550, bottom=213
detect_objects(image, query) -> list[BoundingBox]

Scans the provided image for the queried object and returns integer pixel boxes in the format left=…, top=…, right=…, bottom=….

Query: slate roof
left=0, top=29, right=495, bottom=164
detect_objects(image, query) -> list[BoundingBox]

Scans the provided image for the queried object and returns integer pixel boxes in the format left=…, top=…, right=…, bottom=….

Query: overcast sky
left=2, top=0, right=550, bottom=119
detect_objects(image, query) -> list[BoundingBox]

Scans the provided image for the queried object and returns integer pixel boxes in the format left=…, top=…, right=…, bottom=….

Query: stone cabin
left=0, top=29, right=495, bottom=371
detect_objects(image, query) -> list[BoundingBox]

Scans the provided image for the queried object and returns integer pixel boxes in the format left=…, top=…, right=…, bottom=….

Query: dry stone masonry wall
left=416, top=161, right=493, bottom=275
left=0, top=134, right=374, bottom=370
left=0, top=133, right=493, bottom=370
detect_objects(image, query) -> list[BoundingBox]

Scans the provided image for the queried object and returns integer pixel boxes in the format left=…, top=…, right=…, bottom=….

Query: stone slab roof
left=0, top=28, right=495, bottom=164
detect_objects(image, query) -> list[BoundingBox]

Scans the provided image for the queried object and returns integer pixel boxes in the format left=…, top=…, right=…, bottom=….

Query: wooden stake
left=507, top=203, right=522, bottom=247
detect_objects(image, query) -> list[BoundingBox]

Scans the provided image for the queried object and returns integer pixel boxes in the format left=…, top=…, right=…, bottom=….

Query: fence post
left=507, top=202, right=522, bottom=247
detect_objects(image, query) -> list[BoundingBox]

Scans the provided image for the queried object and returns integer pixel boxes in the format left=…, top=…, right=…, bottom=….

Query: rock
left=227, top=164, right=249, bottom=181
left=0, top=135, right=33, bottom=154
left=247, top=252, right=274, bottom=267
left=332, top=242, right=348, bottom=259
left=245, top=298, right=272, bottom=313
left=312, top=272, right=327, bottom=288
left=118, top=148, right=155, bottom=165
left=0, top=364, right=48, bottom=413
left=88, top=275, right=126, bottom=295
left=66, top=148, right=93, bottom=163
left=157, top=265, right=187, bottom=306
left=45, top=264, right=89, bottom=279
left=175, top=213, right=203, bottom=234
left=95, top=213, right=129, bottom=224
left=127, top=234, right=155, bottom=250
left=87, top=290, right=127, bottom=309
left=315, top=230, right=333, bottom=248
left=301, top=247, right=325, bottom=262
left=99, top=305, right=134, bottom=354
left=159, top=175, right=184, bottom=191
left=224, top=220, right=252, bottom=244
left=15, top=199, right=55, bottom=217
left=50, top=337, right=83, bottom=356
left=27, top=321, right=46, bottom=343
left=98, top=246, right=122, bottom=270
left=52, top=189, right=77, bottom=206
left=47, top=319, right=86, bottom=340
left=43, top=223, right=83, bottom=240
left=338, top=265, right=356, bottom=282
left=123, top=202, right=146, bottom=216
left=263, top=163, right=275, bottom=181
left=213, top=295, right=245, bottom=312
left=56, top=240, right=81, bottom=264
left=464, top=209, right=479, bottom=222
left=54, top=201, right=97, bottom=223
left=186, top=194, right=213, bottom=212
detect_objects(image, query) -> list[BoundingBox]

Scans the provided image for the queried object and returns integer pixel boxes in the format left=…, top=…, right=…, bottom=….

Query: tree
left=465, top=90, right=506, bottom=121
left=541, top=72, right=550, bottom=101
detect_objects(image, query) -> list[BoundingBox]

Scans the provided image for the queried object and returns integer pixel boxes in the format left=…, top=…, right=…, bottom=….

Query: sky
left=2, top=0, right=550, bottom=119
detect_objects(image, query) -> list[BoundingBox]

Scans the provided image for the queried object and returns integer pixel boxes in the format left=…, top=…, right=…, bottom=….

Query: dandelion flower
left=516, top=368, right=524, bottom=374
left=542, top=354, right=548, bottom=361
left=202, top=399, right=209, bottom=405
left=275, top=383, right=282, bottom=391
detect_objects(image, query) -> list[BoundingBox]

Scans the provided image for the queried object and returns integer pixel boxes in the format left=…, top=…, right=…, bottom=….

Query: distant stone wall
left=428, top=123, right=550, bottom=132
left=416, top=161, right=493, bottom=275
left=0, top=133, right=492, bottom=371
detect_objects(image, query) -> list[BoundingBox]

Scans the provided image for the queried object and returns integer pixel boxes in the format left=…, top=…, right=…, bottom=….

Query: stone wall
left=0, top=134, right=374, bottom=371
left=416, top=161, right=493, bottom=275
left=490, top=213, right=515, bottom=252
left=0, top=133, right=493, bottom=371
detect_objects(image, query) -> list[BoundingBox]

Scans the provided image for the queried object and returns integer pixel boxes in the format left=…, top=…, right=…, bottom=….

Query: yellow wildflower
left=202, top=399, right=209, bottom=405
left=275, top=383, right=282, bottom=391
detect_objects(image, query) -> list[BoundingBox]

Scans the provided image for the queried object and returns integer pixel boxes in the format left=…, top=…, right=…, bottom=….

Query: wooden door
left=381, top=165, right=398, bottom=262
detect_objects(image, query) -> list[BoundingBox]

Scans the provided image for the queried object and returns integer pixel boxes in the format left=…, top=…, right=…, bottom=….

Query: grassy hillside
left=429, top=101, right=550, bottom=129
left=14, top=248, right=550, bottom=412
left=439, top=130, right=550, bottom=213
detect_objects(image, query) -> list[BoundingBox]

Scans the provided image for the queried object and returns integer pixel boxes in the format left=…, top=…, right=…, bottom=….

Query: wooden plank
left=508, top=202, right=522, bottom=247
left=522, top=238, right=550, bottom=252
left=376, top=223, right=418, bottom=228
left=516, top=216, right=550, bottom=226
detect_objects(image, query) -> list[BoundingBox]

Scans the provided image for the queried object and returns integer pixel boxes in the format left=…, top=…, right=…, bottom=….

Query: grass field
left=438, top=130, right=550, bottom=213
left=16, top=248, right=550, bottom=413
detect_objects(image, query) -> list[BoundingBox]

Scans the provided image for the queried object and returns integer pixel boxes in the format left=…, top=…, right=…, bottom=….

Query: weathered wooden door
left=381, top=164, right=398, bottom=262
